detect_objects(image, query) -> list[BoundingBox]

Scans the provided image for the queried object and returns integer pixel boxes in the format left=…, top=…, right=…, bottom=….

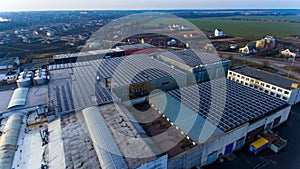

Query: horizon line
left=1, top=8, right=300, bottom=13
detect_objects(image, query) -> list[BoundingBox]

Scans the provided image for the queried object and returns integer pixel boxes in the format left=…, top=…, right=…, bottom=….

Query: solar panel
left=168, top=78, right=287, bottom=131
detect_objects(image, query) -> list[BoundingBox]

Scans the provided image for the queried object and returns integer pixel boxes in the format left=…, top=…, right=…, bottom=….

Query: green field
left=188, top=19, right=300, bottom=38
left=145, top=17, right=300, bottom=38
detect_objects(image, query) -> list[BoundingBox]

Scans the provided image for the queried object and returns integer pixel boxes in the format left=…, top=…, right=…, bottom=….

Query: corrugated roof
left=0, top=114, right=22, bottom=169
left=53, top=48, right=124, bottom=59
left=158, top=49, right=227, bottom=67
left=231, top=66, right=300, bottom=90
left=7, top=88, right=29, bottom=109
left=82, top=107, right=128, bottom=169
left=149, top=93, right=224, bottom=144
left=116, top=44, right=155, bottom=51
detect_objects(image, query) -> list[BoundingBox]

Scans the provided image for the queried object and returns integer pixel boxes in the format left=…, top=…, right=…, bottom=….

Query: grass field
left=145, top=17, right=300, bottom=38
left=188, top=19, right=300, bottom=38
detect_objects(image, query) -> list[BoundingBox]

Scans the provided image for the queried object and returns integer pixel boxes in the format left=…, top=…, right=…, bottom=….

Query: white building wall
left=227, top=70, right=300, bottom=105
left=200, top=124, right=248, bottom=166
left=200, top=105, right=291, bottom=167
left=247, top=105, right=291, bottom=133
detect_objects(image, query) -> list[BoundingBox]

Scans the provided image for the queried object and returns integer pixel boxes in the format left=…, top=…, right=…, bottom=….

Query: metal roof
left=7, top=88, right=29, bottom=109
left=97, top=54, right=184, bottom=87
left=82, top=107, right=128, bottom=169
left=151, top=78, right=287, bottom=133
left=0, top=114, right=22, bottom=169
left=231, top=66, right=300, bottom=90
left=116, top=43, right=155, bottom=51
left=149, top=93, right=224, bottom=144
left=158, top=49, right=227, bottom=67
left=53, top=48, right=124, bottom=60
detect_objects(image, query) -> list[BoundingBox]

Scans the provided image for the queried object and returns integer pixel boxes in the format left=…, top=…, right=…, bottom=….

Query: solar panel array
left=48, top=54, right=184, bottom=111
left=48, top=60, right=113, bottom=112
left=96, top=54, right=184, bottom=87
left=116, top=43, right=155, bottom=51
left=159, top=49, right=227, bottom=67
left=168, top=78, right=287, bottom=131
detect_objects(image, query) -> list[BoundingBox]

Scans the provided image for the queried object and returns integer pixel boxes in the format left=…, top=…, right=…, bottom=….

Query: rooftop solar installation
left=116, top=43, right=155, bottom=51
left=231, top=66, right=300, bottom=90
left=96, top=54, right=184, bottom=87
left=48, top=54, right=183, bottom=112
left=167, top=78, right=287, bottom=132
left=159, top=49, right=227, bottom=67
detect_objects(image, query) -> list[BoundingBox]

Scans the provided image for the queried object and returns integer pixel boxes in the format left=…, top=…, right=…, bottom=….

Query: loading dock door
left=207, top=151, right=218, bottom=164
left=225, top=142, right=234, bottom=155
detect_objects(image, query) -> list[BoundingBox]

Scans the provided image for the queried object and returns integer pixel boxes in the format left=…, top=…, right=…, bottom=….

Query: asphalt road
left=220, top=52, right=300, bottom=79
left=204, top=102, right=300, bottom=169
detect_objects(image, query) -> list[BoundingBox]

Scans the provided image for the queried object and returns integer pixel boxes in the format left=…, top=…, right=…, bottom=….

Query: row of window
left=228, top=72, right=290, bottom=95
left=228, top=77, right=288, bottom=101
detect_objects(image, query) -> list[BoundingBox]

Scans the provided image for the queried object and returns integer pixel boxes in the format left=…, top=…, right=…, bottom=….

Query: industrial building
left=53, top=43, right=157, bottom=64
left=42, top=47, right=294, bottom=168
left=2, top=44, right=295, bottom=169
left=0, top=114, right=23, bottom=169
left=156, top=49, right=230, bottom=82
left=149, top=78, right=290, bottom=167
left=227, top=66, right=300, bottom=105
left=53, top=48, right=125, bottom=64
left=116, top=43, right=157, bottom=55
left=48, top=49, right=230, bottom=113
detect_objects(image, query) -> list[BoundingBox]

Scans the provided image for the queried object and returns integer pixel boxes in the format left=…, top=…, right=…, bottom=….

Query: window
left=276, top=94, right=281, bottom=98
left=245, top=83, right=249, bottom=85
left=278, top=89, right=282, bottom=92
left=241, top=76, right=245, bottom=79
left=283, top=96, right=288, bottom=100
left=228, top=77, right=231, bottom=80
left=270, top=92, right=275, bottom=96
left=229, top=72, right=232, bottom=75
left=284, top=91, right=290, bottom=95
left=162, top=81, right=169, bottom=86
left=246, top=78, right=249, bottom=81
left=237, top=75, right=240, bottom=77
left=241, top=81, right=244, bottom=84
left=259, top=88, right=263, bottom=91
left=272, top=87, right=276, bottom=90
left=255, top=81, right=259, bottom=84
left=250, top=84, right=253, bottom=87
left=236, top=80, right=239, bottom=82
left=254, top=86, right=258, bottom=89
left=261, top=82, right=265, bottom=86
left=265, top=90, right=269, bottom=94
left=233, top=73, right=236, bottom=76
left=251, top=79, right=254, bottom=82
left=266, top=85, right=270, bottom=88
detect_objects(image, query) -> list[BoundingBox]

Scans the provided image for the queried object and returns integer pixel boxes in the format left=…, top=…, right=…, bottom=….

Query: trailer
left=249, top=137, right=269, bottom=155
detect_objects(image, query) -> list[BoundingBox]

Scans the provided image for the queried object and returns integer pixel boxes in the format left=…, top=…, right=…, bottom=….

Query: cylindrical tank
left=17, top=78, right=31, bottom=87
left=34, top=75, right=47, bottom=85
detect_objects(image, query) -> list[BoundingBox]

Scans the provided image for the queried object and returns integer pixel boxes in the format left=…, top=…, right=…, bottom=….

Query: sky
left=0, top=0, right=299, bottom=11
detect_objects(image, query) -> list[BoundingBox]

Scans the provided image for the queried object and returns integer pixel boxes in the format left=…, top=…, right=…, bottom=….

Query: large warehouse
left=44, top=48, right=292, bottom=168
left=149, top=78, right=290, bottom=167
